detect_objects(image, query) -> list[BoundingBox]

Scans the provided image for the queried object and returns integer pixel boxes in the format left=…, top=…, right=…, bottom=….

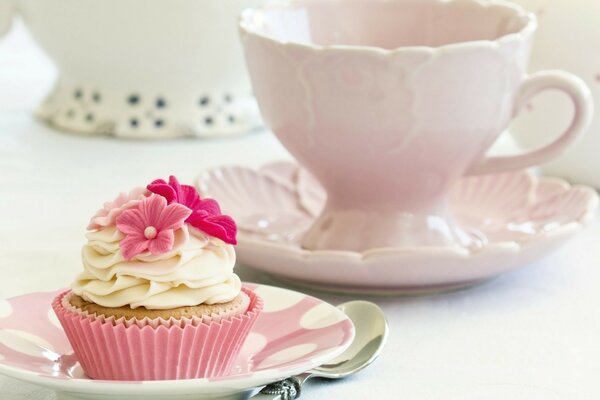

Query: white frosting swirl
left=72, top=225, right=241, bottom=309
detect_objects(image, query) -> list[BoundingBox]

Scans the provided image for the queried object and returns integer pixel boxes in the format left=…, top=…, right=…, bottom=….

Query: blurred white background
left=1, top=14, right=600, bottom=400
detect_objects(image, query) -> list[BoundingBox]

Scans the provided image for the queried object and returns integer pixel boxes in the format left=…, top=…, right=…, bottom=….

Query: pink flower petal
left=167, top=176, right=188, bottom=205
left=188, top=212, right=237, bottom=244
left=168, top=176, right=181, bottom=189
left=116, top=208, right=146, bottom=235
left=179, top=185, right=202, bottom=210
left=120, top=234, right=150, bottom=260
left=149, top=176, right=202, bottom=210
left=157, top=202, right=192, bottom=231
left=197, top=198, right=222, bottom=215
left=88, top=187, right=148, bottom=230
left=150, top=179, right=168, bottom=186
left=147, top=179, right=176, bottom=204
left=148, top=229, right=175, bottom=255
left=140, top=195, right=168, bottom=227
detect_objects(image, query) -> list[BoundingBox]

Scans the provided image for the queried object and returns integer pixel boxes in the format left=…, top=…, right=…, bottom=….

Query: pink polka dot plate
left=198, top=161, right=598, bottom=294
left=0, top=283, right=354, bottom=400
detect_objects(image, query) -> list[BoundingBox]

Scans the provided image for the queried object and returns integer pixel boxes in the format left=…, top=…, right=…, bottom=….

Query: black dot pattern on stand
left=66, top=110, right=75, bottom=118
left=128, top=94, right=141, bottom=105
left=130, top=118, right=139, bottom=128
left=92, top=92, right=101, bottom=103
left=199, top=96, right=210, bottom=107
left=74, top=89, right=83, bottom=99
left=85, top=113, right=94, bottom=123
left=224, top=93, right=233, bottom=103
left=228, top=115, right=236, bottom=124
left=156, top=98, right=166, bottom=108
left=155, top=119, right=164, bottom=128
left=204, top=116, right=214, bottom=126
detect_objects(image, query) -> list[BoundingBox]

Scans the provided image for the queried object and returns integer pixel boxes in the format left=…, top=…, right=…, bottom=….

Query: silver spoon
left=253, top=300, right=388, bottom=400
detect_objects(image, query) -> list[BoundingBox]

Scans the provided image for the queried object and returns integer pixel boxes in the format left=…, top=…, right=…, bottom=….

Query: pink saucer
left=198, top=162, right=598, bottom=294
left=0, top=284, right=354, bottom=399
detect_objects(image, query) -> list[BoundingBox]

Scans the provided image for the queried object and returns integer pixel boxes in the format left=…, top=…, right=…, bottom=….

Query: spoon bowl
left=310, top=301, right=388, bottom=379
left=257, top=300, right=388, bottom=399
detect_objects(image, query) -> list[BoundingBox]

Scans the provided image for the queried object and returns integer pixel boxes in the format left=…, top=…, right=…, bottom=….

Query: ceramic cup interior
left=240, top=0, right=592, bottom=252
left=241, top=0, right=530, bottom=49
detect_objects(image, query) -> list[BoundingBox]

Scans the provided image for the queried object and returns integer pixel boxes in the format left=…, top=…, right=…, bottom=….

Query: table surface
left=2, top=22, right=600, bottom=400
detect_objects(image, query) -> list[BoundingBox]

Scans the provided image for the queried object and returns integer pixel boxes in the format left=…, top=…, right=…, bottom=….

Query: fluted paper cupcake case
left=52, top=287, right=263, bottom=381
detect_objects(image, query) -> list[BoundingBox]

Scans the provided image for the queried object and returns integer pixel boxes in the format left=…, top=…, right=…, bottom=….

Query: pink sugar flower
left=147, top=176, right=201, bottom=210
left=116, top=194, right=192, bottom=260
left=148, top=176, right=237, bottom=244
left=187, top=211, right=237, bottom=245
left=88, top=187, right=149, bottom=230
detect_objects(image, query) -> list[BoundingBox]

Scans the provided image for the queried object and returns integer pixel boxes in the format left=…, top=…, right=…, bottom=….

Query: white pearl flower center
left=144, top=226, right=158, bottom=239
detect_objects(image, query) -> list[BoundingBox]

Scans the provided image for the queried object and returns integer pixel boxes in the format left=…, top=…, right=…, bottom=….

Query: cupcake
left=52, top=176, right=263, bottom=381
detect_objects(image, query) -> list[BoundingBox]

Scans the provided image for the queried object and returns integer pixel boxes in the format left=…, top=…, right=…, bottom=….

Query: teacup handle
left=467, top=71, right=593, bottom=175
left=0, top=0, right=14, bottom=38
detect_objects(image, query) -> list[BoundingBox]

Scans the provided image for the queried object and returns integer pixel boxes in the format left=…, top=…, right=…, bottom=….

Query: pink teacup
left=239, top=0, right=593, bottom=252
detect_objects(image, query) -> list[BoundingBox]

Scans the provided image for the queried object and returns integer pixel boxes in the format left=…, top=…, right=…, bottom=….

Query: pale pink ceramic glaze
left=0, top=284, right=354, bottom=388
left=239, top=0, right=593, bottom=252
left=198, top=162, right=598, bottom=293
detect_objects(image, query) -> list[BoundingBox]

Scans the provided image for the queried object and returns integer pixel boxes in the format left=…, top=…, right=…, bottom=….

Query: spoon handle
left=253, top=376, right=302, bottom=400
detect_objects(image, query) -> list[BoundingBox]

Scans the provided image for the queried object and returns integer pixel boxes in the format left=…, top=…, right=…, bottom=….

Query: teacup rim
left=239, top=0, right=537, bottom=55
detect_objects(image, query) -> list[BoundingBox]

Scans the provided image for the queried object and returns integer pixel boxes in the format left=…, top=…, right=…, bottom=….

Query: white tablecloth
left=2, top=23, right=600, bottom=400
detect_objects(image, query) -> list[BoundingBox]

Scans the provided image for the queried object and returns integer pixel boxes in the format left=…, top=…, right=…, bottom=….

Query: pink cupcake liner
left=52, top=287, right=263, bottom=381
